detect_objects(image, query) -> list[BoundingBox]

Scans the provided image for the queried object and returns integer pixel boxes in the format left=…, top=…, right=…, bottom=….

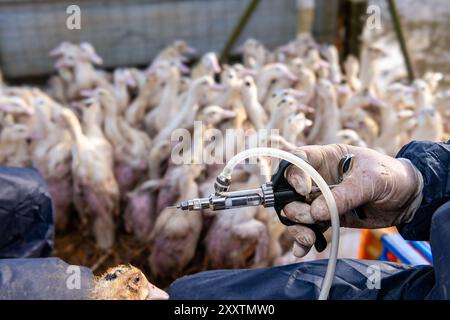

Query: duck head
left=201, top=52, right=221, bottom=75
left=90, top=265, right=169, bottom=300
left=240, top=75, right=258, bottom=102
left=198, top=105, right=236, bottom=126
left=190, top=75, right=224, bottom=105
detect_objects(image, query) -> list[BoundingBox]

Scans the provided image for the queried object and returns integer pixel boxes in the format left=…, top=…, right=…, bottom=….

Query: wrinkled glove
left=284, top=144, right=423, bottom=257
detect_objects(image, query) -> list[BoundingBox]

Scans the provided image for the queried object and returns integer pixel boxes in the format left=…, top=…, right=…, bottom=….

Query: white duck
left=241, top=38, right=268, bottom=70
left=0, top=118, right=32, bottom=167
left=148, top=164, right=204, bottom=281
left=32, top=98, right=73, bottom=231
left=282, top=112, right=312, bottom=144
left=240, top=76, right=269, bottom=131
left=307, top=79, right=341, bottom=144
left=60, top=106, right=119, bottom=250
left=256, top=63, right=298, bottom=104
left=93, top=88, right=152, bottom=193
left=411, top=79, right=443, bottom=142
left=125, top=74, right=159, bottom=128
left=191, top=52, right=221, bottom=79
left=204, top=162, right=275, bottom=269
left=54, top=42, right=112, bottom=96
left=144, top=61, right=181, bottom=135
left=289, top=58, right=316, bottom=105
left=112, top=68, right=136, bottom=112
left=153, top=76, right=221, bottom=144
left=343, top=55, right=362, bottom=92
left=321, top=44, right=342, bottom=84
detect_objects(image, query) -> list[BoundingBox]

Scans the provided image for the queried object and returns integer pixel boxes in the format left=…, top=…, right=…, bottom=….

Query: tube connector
left=214, top=175, right=231, bottom=194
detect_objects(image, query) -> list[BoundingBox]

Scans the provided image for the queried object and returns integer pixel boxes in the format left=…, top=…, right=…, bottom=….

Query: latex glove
left=284, top=144, right=423, bottom=257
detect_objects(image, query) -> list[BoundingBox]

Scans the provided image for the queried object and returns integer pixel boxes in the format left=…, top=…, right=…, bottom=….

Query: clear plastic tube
left=221, top=147, right=339, bottom=300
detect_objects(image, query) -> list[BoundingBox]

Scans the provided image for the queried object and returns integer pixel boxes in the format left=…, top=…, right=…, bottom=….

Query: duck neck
left=34, top=106, right=53, bottom=140
left=100, top=96, right=125, bottom=145
left=154, top=86, right=198, bottom=143
left=158, top=71, right=180, bottom=110
left=83, top=107, right=104, bottom=139
left=256, top=74, right=273, bottom=102
left=416, top=92, right=433, bottom=112
left=74, top=61, right=97, bottom=89
left=320, top=94, right=341, bottom=142
left=242, top=93, right=267, bottom=131
left=63, top=111, right=88, bottom=156
left=379, top=103, right=397, bottom=132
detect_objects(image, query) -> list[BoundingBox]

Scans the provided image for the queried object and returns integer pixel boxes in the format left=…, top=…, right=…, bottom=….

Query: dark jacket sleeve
left=395, top=140, right=450, bottom=240
left=0, top=167, right=54, bottom=258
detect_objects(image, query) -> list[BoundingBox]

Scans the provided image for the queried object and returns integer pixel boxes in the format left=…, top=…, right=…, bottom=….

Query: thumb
left=310, top=175, right=371, bottom=221
left=286, top=149, right=312, bottom=196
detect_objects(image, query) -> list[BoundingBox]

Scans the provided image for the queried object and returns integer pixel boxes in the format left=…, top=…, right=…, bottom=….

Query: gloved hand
left=284, top=144, right=423, bottom=257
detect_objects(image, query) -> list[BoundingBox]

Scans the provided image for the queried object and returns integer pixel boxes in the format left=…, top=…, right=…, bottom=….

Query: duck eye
left=271, top=79, right=276, bottom=85
left=104, top=273, right=117, bottom=281
left=134, top=276, right=140, bottom=284
left=245, top=81, right=251, bottom=87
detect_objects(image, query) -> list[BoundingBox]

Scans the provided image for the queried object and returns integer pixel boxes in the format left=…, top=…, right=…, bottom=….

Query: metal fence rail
left=0, top=0, right=297, bottom=78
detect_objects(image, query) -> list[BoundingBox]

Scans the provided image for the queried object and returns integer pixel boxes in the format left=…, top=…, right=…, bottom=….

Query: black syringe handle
left=271, top=160, right=328, bottom=252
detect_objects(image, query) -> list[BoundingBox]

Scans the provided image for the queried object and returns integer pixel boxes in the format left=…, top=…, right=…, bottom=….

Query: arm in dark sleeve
left=395, top=140, right=450, bottom=240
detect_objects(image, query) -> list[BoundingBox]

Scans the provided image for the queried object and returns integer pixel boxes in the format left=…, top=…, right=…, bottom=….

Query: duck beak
left=241, top=67, right=257, bottom=77
left=0, top=104, right=11, bottom=113
left=126, top=74, right=137, bottom=88
left=80, top=89, right=96, bottom=98
left=285, top=71, right=298, bottom=82
left=211, top=60, right=221, bottom=74
left=337, top=85, right=351, bottom=96
left=222, top=109, right=237, bottom=120
left=297, top=104, right=314, bottom=113
left=369, top=96, right=386, bottom=108
left=403, top=86, right=416, bottom=94
left=211, top=83, right=225, bottom=92
left=49, top=47, right=63, bottom=57
left=290, top=89, right=307, bottom=100
left=147, top=284, right=169, bottom=300
left=278, top=43, right=294, bottom=55
left=24, top=107, right=35, bottom=116
left=54, top=58, right=67, bottom=69
left=70, top=101, right=82, bottom=110
left=177, top=62, right=191, bottom=74
left=185, top=46, right=197, bottom=55
left=319, top=60, right=330, bottom=69
left=145, top=65, right=157, bottom=76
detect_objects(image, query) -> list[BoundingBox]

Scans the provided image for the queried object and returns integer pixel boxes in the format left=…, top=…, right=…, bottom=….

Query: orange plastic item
left=357, top=228, right=398, bottom=260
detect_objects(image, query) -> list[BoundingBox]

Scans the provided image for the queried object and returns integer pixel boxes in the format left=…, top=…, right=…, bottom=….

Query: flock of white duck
left=0, top=33, right=448, bottom=282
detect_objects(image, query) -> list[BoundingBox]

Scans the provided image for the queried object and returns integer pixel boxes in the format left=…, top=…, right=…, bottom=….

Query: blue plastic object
left=408, top=241, right=433, bottom=263
left=380, top=233, right=431, bottom=265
